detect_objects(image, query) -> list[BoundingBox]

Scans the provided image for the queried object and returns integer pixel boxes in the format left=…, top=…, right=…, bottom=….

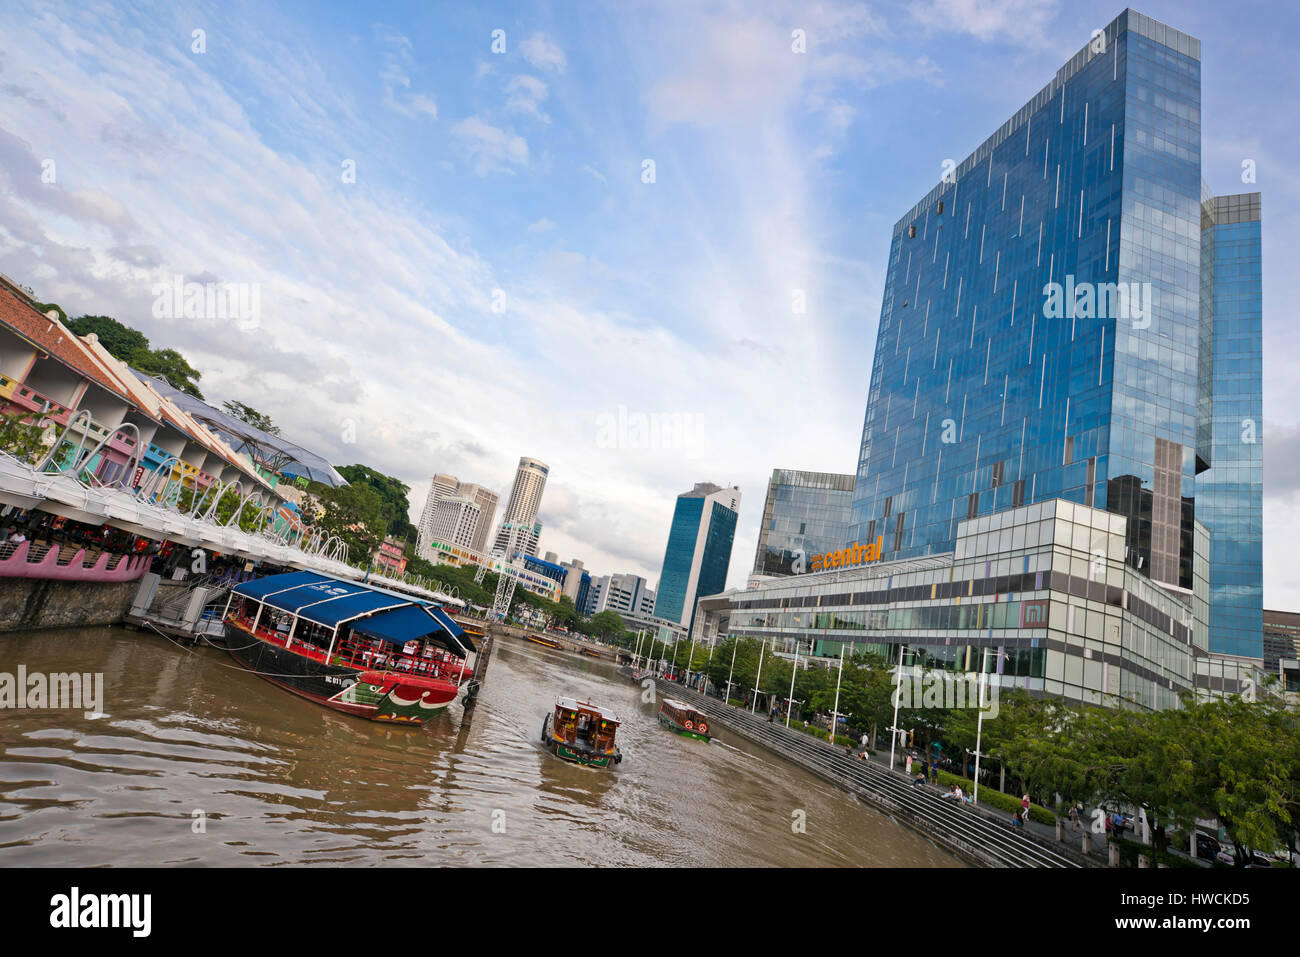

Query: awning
left=232, top=570, right=330, bottom=601
left=230, top=570, right=474, bottom=650
left=352, top=604, right=475, bottom=654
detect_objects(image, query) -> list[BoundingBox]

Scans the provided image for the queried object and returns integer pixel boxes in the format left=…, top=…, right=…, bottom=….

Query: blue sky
left=1, top=0, right=1297, bottom=605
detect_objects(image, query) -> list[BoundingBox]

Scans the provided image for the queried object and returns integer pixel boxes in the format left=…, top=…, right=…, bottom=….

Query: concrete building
left=417, top=475, right=498, bottom=559
left=492, top=456, right=548, bottom=557
left=428, top=494, right=482, bottom=551
left=588, top=572, right=656, bottom=618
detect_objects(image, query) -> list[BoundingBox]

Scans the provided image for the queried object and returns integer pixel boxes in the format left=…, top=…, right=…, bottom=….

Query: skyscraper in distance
left=653, top=482, right=741, bottom=633
left=492, top=456, right=549, bottom=557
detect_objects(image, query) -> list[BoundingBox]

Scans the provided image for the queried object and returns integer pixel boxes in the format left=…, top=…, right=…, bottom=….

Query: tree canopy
left=336, top=464, right=415, bottom=542
left=221, top=400, right=280, bottom=435
left=65, top=314, right=205, bottom=398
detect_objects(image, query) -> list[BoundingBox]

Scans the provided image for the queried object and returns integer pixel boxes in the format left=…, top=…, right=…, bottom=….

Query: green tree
left=588, top=610, right=627, bottom=641
left=134, top=348, right=204, bottom=398
left=302, top=480, right=387, bottom=560
left=336, top=464, right=415, bottom=542
left=221, top=400, right=280, bottom=435
left=66, top=314, right=149, bottom=358
left=0, top=410, right=48, bottom=464
left=65, top=314, right=205, bottom=398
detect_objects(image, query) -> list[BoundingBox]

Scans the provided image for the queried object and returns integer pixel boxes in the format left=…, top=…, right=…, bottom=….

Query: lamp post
left=889, top=643, right=904, bottom=771
left=829, top=643, right=846, bottom=745
left=750, top=640, right=765, bottom=714
left=724, top=640, right=738, bottom=705
left=973, top=646, right=990, bottom=805
left=785, top=640, right=800, bottom=728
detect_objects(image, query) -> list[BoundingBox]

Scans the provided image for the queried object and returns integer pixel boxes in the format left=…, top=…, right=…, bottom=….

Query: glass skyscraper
left=752, top=469, right=854, bottom=576
left=653, top=482, right=741, bottom=633
left=847, top=10, right=1262, bottom=659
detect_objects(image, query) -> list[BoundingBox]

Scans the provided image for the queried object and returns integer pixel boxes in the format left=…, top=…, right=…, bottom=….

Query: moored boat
left=526, top=633, right=564, bottom=650
left=659, top=698, right=711, bottom=741
left=541, top=697, right=622, bottom=768
left=222, top=570, right=476, bottom=725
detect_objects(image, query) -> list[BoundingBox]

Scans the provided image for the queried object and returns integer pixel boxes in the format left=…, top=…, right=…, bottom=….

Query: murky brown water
left=0, top=626, right=961, bottom=866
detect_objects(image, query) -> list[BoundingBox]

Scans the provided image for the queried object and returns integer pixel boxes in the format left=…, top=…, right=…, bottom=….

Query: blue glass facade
left=654, top=483, right=741, bottom=632
left=753, top=469, right=855, bottom=576
left=697, top=501, right=738, bottom=607
left=848, top=11, right=1261, bottom=658
left=1198, top=193, right=1263, bottom=657
left=654, top=496, right=704, bottom=626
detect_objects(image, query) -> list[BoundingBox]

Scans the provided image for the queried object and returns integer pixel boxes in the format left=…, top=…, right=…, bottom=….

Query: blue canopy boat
left=223, top=570, right=476, bottom=724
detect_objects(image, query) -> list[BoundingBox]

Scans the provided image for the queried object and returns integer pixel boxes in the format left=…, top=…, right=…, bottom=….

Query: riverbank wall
left=0, top=578, right=137, bottom=633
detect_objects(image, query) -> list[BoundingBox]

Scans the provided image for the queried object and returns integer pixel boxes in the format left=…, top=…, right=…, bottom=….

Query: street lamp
left=889, top=643, right=904, bottom=770
left=973, top=646, right=990, bottom=805
left=829, top=643, right=846, bottom=745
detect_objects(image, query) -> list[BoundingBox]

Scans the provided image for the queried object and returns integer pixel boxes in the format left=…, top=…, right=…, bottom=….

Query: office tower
left=428, top=495, right=482, bottom=551
left=653, top=482, right=741, bottom=633
left=492, top=456, right=548, bottom=557
left=588, top=572, right=654, bottom=618
left=1196, top=192, right=1263, bottom=657
left=416, top=473, right=458, bottom=555
left=845, top=10, right=1262, bottom=658
left=455, top=482, right=499, bottom=552
left=752, top=469, right=855, bottom=577
left=560, top=559, right=592, bottom=612
left=417, top=474, right=498, bottom=556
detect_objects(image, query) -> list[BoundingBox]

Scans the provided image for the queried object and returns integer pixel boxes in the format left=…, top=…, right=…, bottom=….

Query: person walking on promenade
left=1021, top=793, right=1030, bottom=822
left=1069, top=804, right=1080, bottom=833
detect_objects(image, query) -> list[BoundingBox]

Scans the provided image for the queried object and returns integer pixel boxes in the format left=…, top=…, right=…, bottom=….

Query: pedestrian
left=1069, top=804, right=1080, bottom=833
left=1021, top=793, right=1030, bottom=821
left=906, top=753, right=913, bottom=775
left=929, top=762, right=938, bottom=784
left=860, top=732, right=868, bottom=751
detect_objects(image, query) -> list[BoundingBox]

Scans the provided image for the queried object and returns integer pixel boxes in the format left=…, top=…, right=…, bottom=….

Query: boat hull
left=541, top=713, right=620, bottom=768
left=223, top=623, right=459, bottom=725
left=658, top=711, right=711, bottom=742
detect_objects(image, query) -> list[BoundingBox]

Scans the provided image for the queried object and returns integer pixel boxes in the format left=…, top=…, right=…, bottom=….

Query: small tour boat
left=541, top=697, right=622, bottom=768
left=223, top=570, right=476, bottom=725
left=526, top=633, right=564, bottom=650
left=658, top=698, right=711, bottom=741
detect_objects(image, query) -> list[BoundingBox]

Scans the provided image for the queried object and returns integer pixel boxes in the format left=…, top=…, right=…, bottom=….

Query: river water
left=0, top=626, right=961, bottom=867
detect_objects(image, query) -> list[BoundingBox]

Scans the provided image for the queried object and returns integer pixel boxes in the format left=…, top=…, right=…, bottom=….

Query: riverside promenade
left=645, top=675, right=1099, bottom=868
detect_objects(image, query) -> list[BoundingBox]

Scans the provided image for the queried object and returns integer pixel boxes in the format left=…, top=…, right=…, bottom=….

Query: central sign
left=810, top=536, right=884, bottom=572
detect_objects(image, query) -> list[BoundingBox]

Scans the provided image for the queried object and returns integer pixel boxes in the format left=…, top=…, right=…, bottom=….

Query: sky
left=0, top=0, right=1297, bottom=605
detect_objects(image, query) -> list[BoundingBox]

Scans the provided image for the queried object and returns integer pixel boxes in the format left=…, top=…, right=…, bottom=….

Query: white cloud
left=520, top=33, right=567, bottom=73
left=910, top=0, right=1061, bottom=49
left=504, top=74, right=549, bottom=124
left=528, top=217, right=556, bottom=232
left=451, top=116, right=529, bottom=174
